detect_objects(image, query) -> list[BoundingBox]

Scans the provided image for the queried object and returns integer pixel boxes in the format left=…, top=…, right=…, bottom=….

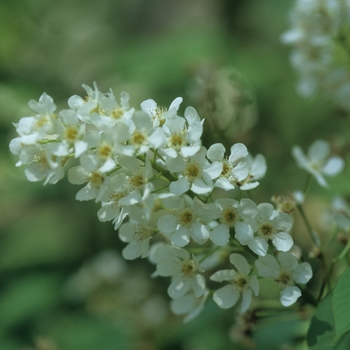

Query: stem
left=317, top=239, right=350, bottom=302
left=297, top=204, right=321, bottom=247
left=199, top=245, right=221, bottom=263
left=303, top=174, right=313, bottom=197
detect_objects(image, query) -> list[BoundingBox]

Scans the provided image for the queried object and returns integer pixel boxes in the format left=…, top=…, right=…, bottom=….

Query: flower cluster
left=10, top=83, right=313, bottom=321
left=282, top=0, right=350, bottom=111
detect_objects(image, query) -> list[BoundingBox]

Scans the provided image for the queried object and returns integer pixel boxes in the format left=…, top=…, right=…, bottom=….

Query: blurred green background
left=2, top=0, right=348, bottom=349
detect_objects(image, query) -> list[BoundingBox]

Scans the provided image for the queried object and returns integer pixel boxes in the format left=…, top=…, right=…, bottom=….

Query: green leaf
left=333, top=267, right=350, bottom=342
left=307, top=292, right=350, bottom=349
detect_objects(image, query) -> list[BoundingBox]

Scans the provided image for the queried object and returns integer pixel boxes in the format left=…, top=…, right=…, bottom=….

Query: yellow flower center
left=221, top=207, right=238, bottom=227
left=64, top=126, right=78, bottom=142
left=260, top=223, right=273, bottom=237
left=181, top=260, right=196, bottom=277
left=88, top=171, right=104, bottom=187
left=178, top=209, right=196, bottom=227
left=184, top=162, right=202, bottom=180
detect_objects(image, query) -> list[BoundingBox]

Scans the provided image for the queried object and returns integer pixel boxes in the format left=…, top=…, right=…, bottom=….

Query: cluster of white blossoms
left=10, top=83, right=313, bottom=321
left=282, top=0, right=350, bottom=111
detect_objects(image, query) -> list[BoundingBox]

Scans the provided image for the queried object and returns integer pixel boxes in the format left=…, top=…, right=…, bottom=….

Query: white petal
left=292, top=146, right=308, bottom=168
left=308, top=140, right=329, bottom=162
left=169, top=97, right=183, bottom=111
left=248, top=237, right=268, bottom=256
left=241, top=288, right=252, bottom=312
left=314, top=172, right=328, bottom=187
left=207, top=143, right=225, bottom=162
left=74, top=140, right=88, bottom=158
left=249, top=275, right=259, bottom=296
left=191, top=274, right=206, bottom=298
left=68, top=166, right=88, bottom=184
left=229, top=143, right=248, bottom=163
left=235, top=222, right=254, bottom=245
left=229, top=254, right=250, bottom=275
left=277, top=252, right=298, bottom=271
left=205, top=161, right=223, bottom=179
left=99, top=158, right=116, bottom=173
left=214, top=177, right=235, bottom=191
left=157, top=258, right=179, bottom=277
left=180, top=145, right=201, bottom=158
left=213, top=285, right=240, bottom=309
left=280, top=286, right=301, bottom=306
left=191, top=222, right=210, bottom=245
left=75, top=184, right=98, bottom=201
left=191, top=178, right=213, bottom=194
left=322, top=157, right=344, bottom=176
left=118, top=222, right=134, bottom=242
left=140, top=99, right=157, bottom=115
left=170, top=177, right=190, bottom=196
left=210, top=224, right=230, bottom=246
left=168, top=277, right=189, bottom=299
left=24, top=163, right=45, bottom=182
left=292, top=262, right=313, bottom=284
left=157, top=214, right=178, bottom=234
left=184, top=106, right=200, bottom=124
left=272, top=232, right=294, bottom=252
left=255, top=254, right=279, bottom=278
left=165, top=155, right=185, bottom=173
left=210, top=269, right=236, bottom=283
left=80, top=153, right=99, bottom=172
left=97, top=204, right=120, bottom=222
left=122, top=242, right=142, bottom=260
left=171, top=227, right=190, bottom=247
left=170, top=294, right=196, bottom=315
left=250, top=154, right=267, bottom=179
left=148, top=127, right=167, bottom=149
left=239, top=199, right=257, bottom=217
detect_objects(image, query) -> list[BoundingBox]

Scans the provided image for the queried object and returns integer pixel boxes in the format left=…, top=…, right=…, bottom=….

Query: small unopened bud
left=337, top=233, right=349, bottom=246
left=309, top=245, right=322, bottom=259
left=271, top=193, right=297, bottom=213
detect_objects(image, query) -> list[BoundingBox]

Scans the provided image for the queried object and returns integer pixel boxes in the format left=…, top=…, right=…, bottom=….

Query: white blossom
left=207, top=143, right=249, bottom=191
left=292, top=139, right=344, bottom=187
left=210, top=254, right=259, bottom=311
left=157, top=195, right=220, bottom=247
left=235, top=203, right=294, bottom=256
left=155, top=246, right=206, bottom=299
left=255, top=252, right=312, bottom=306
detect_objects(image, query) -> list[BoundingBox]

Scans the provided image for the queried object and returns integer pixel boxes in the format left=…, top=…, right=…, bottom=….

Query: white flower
left=22, top=145, right=65, bottom=185
left=237, top=154, right=267, bottom=190
left=235, top=203, right=294, bottom=256
left=211, top=198, right=257, bottom=246
left=292, top=139, right=344, bottom=187
left=155, top=246, right=206, bottom=299
left=161, top=106, right=204, bottom=158
left=210, top=254, right=259, bottom=311
left=255, top=252, right=312, bottom=306
left=141, top=96, right=182, bottom=127
left=128, top=111, right=167, bottom=155
left=68, top=154, right=108, bottom=202
left=157, top=195, right=220, bottom=247
left=167, top=147, right=221, bottom=196
left=170, top=290, right=209, bottom=323
left=54, top=109, right=88, bottom=158
left=118, top=219, right=155, bottom=260
left=206, top=143, right=249, bottom=191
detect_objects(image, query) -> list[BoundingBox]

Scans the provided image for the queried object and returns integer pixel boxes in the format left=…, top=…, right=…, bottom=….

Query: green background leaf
left=307, top=292, right=350, bottom=350
left=333, top=267, right=350, bottom=342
